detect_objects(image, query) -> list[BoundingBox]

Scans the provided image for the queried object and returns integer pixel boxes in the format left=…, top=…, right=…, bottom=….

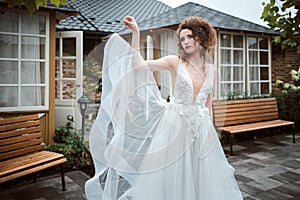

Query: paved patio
left=0, top=133, right=299, bottom=200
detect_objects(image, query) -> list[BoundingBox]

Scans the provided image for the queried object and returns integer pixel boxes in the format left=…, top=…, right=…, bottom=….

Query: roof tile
left=57, top=0, right=171, bottom=32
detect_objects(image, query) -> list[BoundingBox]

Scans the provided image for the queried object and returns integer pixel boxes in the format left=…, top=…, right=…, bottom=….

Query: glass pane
left=56, top=38, right=60, bottom=57
left=220, top=34, right=231, bottom=47
left=249, top=67, right=259, bottom=81
left=0, top=61, right=18, bottom=84
left=233, top=67, right=243, bottom=81
left=221, top=49, right=231, bottom=64
left=63, top=59, right=76, bottom=78
left=63, top=38, right=76, bottom=56
left=259, top=38, right=268, bottom=49
left=0, top=11, right=18, bottom=32
left=55, top=59, right=60, bottom=78
left=0, top=86, right=18, bottom=107
left=233, top=83, right=243, bottom=95
left=62, top=80, right=76, bottom=99
left=0, top=34, right=18, bottom=58
left=260, top=67, right=269, bottom=80
left=248, top=37, right=257, bottom=49
left=233, top=50, right=243, bottom=64
left=21, top=86, right=44, bottom=106
left=21, top=62, right=45, bottom=84
left=233, top=35, right=243, bottom=48
left=21, top=36, right=45, bottom=59
left=250, top=83, right=259, bottom=95
left=21, top=13, right=46, bottom=35
left=221, top=66, right=231, bottom=81
left=249, top=51, right=258, bottom=65
left=55, top=80, right=60, bottom=99
left=261, top=82, right=269, bottom=94
left=221, top=83, right=231, bottom=97
left=260, top=52, right=268, bottom=65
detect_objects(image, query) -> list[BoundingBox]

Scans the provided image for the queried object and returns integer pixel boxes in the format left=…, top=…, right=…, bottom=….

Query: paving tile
left=261, top=164, right=290, bottom=175
left=279, top=160, right=300, bottom=169
left=243, top=196, right=257, bottom=200
left=269, top=171, right=300, bottom=184
left=238, top=183, right=264, bottom=195
left=252, top=189, right=293, bottom=200
left=274, top=182, right=300, bottom=197
left=246, top=151, right=275, bottom=160
left=242, top=168, right=274, bottom=180
left=235, top=174, right=254, bottom=184
left=233, top=161, right=264, bottom=174
left=241, top=191, right=251, bottom=198
left=293, top=168, right=300, bottom=175
left=246, top=177, right=283, bottom=191
left=0, top=133, right=298, bottom=200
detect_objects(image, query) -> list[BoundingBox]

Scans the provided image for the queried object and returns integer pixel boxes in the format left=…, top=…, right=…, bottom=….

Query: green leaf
left=274, top=36, right=281, bottom=43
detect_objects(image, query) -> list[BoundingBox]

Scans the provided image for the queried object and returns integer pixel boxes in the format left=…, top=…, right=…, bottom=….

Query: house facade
left=1, top=0, right=298, bottom=143
left=0, top=2, right=78, bottom=143
left=121, top=2, right=279, bottom=100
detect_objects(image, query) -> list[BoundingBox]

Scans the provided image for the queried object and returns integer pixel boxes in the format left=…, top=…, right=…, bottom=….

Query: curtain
left=0, top=11, right=19, bottom=107
left=0, top=11, right=42, bottom=108
left=157, top=30, right=177, bottom=99
left=21, top=13, right=42, bottom=106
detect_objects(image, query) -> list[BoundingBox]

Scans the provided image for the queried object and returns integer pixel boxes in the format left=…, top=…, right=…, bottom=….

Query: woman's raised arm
left=122, top=16, right=177, bottom=72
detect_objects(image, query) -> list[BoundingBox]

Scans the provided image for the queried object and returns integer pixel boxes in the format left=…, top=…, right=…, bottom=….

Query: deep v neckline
left=181, top=60, right=206, bottom=103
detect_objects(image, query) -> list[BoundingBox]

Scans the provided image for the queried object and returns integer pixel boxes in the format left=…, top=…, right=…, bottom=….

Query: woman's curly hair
left=176, top=16, right=216, bottom=60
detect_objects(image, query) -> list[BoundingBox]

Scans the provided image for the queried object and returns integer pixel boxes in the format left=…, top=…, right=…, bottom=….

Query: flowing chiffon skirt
left=85, top=33, right=243, bottom=200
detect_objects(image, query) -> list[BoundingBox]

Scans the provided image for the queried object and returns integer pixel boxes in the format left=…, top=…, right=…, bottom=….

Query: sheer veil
left=85, top=32, right=218, bottom=200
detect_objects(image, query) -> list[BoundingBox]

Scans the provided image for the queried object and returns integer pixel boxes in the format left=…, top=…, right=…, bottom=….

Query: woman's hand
left=123, top=16, right=139, bottom=32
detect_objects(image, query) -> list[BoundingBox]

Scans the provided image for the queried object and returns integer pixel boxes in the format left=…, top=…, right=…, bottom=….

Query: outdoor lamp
left=77, top=92, right=91, bottom=141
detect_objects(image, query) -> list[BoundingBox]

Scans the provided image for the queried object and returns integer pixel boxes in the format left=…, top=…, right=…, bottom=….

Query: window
left=0, top=9, right=49, bottom=111
left=219, top=33, right=244, bottom=98
left=247, top=36, right=270, bottom=96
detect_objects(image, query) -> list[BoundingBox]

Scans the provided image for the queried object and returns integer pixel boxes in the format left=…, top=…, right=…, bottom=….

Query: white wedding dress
left=85, top=33, right=243, bottom=200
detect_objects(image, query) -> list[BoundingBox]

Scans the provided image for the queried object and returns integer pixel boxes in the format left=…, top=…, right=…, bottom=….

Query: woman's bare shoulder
left=163, top=55, right=180, bottom=70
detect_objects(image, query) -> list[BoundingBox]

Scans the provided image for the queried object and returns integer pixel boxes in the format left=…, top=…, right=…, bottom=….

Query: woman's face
left=179, top=29, right=200, bottom=55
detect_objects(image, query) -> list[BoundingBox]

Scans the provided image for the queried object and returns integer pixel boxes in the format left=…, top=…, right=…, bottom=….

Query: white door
left=55, top=31, right=83, bottom=130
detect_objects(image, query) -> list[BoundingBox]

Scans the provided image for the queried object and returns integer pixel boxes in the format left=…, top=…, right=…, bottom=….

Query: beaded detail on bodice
left=171, top=60, right=210, bottom=106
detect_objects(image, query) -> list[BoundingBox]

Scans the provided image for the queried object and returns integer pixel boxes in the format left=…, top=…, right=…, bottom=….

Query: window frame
left=218, top=31, right=245, bottom=99
left=0, top=8, right=50, bottom=112
left=246, top=34, right=272, bottom=96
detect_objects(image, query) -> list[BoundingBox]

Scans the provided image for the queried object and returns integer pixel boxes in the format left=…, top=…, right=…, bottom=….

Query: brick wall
left=272, top=44, right=300, bottom=92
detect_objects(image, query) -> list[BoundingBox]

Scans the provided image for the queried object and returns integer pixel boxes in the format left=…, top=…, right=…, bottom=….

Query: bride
left=85, top=15, right=243, bottom=200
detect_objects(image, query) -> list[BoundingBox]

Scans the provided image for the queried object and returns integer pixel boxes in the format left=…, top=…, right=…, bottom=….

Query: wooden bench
left=213, top=97, right=295, bottom=156
left=0, top=114, right=67, bottom=190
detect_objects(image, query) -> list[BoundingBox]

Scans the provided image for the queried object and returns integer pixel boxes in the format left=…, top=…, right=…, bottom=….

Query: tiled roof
left=56, top=0, right=171, bottom=33
left=121, top=2, right=277, bottom=35
left=45, top=2, right=78, bottom=13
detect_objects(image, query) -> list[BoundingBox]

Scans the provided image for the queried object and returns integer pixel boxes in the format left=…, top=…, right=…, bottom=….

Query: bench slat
left=214, top=97, right=276, bottom=105
left=0, top=120, right=40, bottom=133
left=212, top=97, right=295, bottom=156
left=0, top=127, right=41, bottom=140
left=221, top=119, right=294, bottom=134
left=0, top=138, right=43, bottom=154
left=0, top=151, right=57, bottom=168
left=0, top=158, right=67, bottom=183
left=0, top=132, right=42, bottom=147
left=0, top=114, right=67, bottom=190
left=214, top=104, right=277, bottom=114
left=0, top=114, right=38, bottom=126
left=0, top=151, right=65, bottom=176
left=0, top=145, right=44, bottom=161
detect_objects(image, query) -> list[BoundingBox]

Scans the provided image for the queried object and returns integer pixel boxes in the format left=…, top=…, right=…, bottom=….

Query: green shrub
left=275, top=67, right=300, bottom=130
left=275, top=89, right=300, bottom=130
left=45, top=115, right=94, bottom=175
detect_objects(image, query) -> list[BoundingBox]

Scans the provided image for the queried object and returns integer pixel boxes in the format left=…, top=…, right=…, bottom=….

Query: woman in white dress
left=85, top=16, right=243, bottom=200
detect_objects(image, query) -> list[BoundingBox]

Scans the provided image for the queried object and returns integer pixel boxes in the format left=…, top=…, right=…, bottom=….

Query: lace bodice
left=171, top=60, right=210, bottom=106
